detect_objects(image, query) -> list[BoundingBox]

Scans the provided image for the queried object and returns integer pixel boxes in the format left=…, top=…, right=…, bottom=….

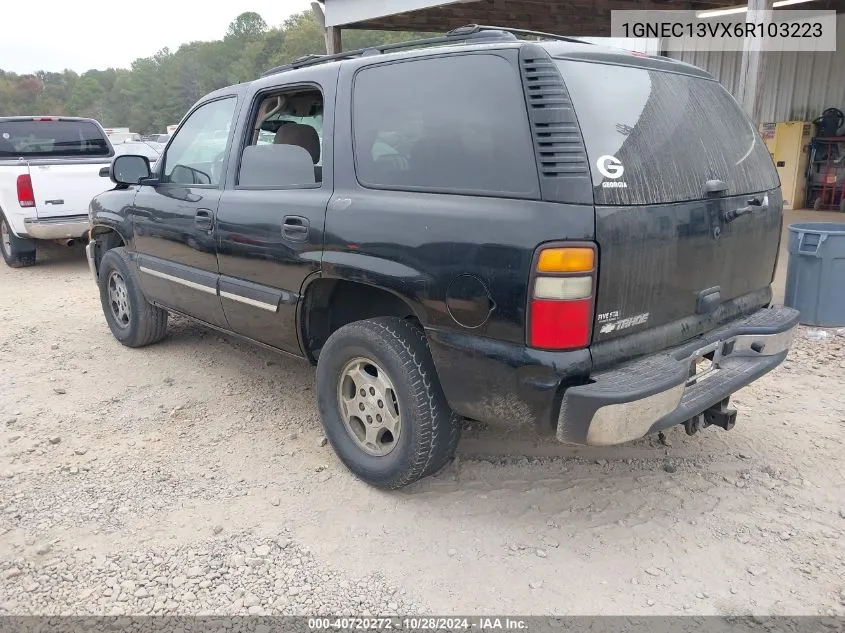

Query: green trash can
left=784, top=222, right=845, bottom=326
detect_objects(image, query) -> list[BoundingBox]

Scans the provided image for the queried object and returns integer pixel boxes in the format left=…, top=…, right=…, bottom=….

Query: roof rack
left=260, top=24, right=589, bottom=78
left=470, top=24, right=593, bottom=45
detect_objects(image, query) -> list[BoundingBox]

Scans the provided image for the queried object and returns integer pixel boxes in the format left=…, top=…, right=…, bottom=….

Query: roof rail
left=259, top=24, right=589, bottom=78
left=469, top=24, right=593, bottom=45
left=261, top=25, right=517, bottom=77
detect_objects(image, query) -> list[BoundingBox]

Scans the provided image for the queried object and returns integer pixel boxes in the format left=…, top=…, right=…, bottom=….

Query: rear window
left=554, top=60, right=779, bottom=205
left=353, top=54, right=540, bottom=198
left=0, top=120, right=111, bottom=158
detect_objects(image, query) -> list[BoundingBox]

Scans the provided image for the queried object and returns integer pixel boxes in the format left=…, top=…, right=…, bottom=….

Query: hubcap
left=107, top=271, right=131, bottom=328
left=0, top=219, right=10, bottom=256
left=337, top=357, right=401, bottom=456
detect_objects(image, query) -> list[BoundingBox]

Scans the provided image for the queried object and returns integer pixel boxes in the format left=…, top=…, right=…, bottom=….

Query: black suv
left=87, top=26, right=798, bottom=488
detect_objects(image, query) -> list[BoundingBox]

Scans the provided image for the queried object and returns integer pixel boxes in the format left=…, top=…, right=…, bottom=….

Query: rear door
left=216, top=70, right=336, bottom=355
left=554, top=59, right=782, bottom=348
left=0, top=118, right=113, bottom=218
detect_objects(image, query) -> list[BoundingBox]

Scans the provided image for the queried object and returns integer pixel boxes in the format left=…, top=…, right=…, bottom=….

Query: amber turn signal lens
left=537, top=247, right=594, bottom=273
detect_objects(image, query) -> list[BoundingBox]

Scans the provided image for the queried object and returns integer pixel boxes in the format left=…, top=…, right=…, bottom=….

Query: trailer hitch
left=704, top=398, right=737, bottom=431
left=684, top=398, right=737, bottom=435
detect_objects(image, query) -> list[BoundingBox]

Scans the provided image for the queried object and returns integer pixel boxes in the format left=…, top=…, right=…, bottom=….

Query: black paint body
left=89, top=39, right=785, bottom=434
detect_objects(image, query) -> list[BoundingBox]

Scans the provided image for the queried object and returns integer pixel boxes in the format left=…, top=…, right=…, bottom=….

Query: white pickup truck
left=0, top=116, right=115, bottom=268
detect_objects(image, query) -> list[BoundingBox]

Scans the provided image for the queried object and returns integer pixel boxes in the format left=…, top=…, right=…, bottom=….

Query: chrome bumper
left=557, top=306, right=800, bottom=446
left=24, top=215, right=91, bottom=240
left=85, top=240, right=97, bottom=281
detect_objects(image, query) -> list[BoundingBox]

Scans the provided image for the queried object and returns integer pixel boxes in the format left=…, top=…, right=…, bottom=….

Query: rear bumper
left=557, top=306, right=799, bottom=445
left=426, top=305, right=799, bottom=441
left=23, top=214, right=90, bottom=240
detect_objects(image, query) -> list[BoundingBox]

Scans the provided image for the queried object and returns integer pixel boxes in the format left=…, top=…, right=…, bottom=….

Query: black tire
left=0, top=211, right=36, bottom=268
left=316, top=317, right=460, bottom=489
left=98, top=247, right=168, bottom=348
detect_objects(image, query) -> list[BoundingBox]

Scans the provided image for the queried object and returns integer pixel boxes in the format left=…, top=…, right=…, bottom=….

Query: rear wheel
left=0, top=212, right=36, bottom=268
left=98, top=247, right=168, bottom=347
left=316, top=317, right=460, bottom=489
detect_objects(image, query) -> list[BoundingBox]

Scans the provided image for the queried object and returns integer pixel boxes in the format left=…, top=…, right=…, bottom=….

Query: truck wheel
left=0, top=212, right=36, bottom=268
left=316, top=317, right=460, bottom=489
left=98, top=247, right=168, bottom=348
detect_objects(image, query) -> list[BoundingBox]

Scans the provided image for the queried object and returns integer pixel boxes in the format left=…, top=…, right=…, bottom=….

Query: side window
left=237, top=88, right=324, bottom=189
left=162, top=97, right=237, bottom=186
left=352, top=55, right=539, bottom=198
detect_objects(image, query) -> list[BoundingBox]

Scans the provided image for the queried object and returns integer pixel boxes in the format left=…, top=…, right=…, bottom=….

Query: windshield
left=554, top=60, right=779, bottom=205
left=0, top=119, right=112, bottom=158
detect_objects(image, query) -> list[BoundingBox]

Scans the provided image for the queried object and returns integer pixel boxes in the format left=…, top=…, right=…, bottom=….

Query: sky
left=0, top=0, right=313, bottom=75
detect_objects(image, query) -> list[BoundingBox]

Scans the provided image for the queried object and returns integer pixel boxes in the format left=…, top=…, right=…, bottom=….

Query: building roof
left=255, top=27, right=713, bottom=84
left=319, top=0, right=843, bottom=35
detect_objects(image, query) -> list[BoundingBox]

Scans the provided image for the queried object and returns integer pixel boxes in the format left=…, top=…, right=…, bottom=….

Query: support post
left=325, top=26, right=343, bottom=55
left=737, top=0, right=773, bottom=123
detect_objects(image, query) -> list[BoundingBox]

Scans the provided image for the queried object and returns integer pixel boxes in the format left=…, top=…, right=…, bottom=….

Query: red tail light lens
left=528, top=243, right=597, bottom=350
left=16, top=174, right=35, bottom=208
left=530, top=298, right=593, bottom=349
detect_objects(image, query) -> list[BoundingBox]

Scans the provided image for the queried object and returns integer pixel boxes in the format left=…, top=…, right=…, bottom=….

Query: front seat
left=274, top=123, right=321, bottom=181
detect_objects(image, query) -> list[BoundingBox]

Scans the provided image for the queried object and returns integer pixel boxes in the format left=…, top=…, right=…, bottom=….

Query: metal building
left=313, top=0, right=844, bottom=123
left=668, top=17, right=845, bottom=122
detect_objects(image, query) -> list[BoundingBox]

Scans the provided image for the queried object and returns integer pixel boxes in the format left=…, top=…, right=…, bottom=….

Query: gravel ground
left=1, top=244, right=844, bottom=616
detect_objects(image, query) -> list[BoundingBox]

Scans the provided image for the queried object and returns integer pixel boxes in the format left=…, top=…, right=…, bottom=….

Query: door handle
left=282, top=215, right=309, bottom=241
left=195, top=209, right=213, bottom=233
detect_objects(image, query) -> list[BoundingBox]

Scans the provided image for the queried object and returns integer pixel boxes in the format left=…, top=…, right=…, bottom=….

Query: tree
left=0, top=11, right=423, bottom=134
left=226, top=12, right=268, bottom=40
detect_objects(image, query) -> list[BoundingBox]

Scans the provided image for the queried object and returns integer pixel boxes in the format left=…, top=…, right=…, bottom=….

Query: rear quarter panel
left=0, top=163, right=32, bottom=235
left=327, top=53, right=595, bottom=345
left=27, top=161, right=115, bottom=218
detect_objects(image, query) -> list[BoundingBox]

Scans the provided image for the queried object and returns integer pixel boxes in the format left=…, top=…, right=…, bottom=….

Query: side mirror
left=111, top=154, right=151, bottom=185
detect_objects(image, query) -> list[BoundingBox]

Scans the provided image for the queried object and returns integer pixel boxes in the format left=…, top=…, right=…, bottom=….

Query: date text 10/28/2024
left=308, top=617, right=529, bottom=630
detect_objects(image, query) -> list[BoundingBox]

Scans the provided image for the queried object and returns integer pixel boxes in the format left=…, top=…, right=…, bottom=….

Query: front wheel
left=316, top=317, right=460, bottom=489
left=98, top=247, right=168, bottom=347
left=0, top=212, right=36, bottom=268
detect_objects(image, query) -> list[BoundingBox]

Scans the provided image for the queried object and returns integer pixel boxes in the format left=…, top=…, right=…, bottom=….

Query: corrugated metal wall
left=667, top=16, right=845, bottom=122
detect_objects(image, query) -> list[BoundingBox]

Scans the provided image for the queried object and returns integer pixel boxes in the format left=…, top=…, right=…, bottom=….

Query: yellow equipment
left=759, top=121, right=814, bottom=209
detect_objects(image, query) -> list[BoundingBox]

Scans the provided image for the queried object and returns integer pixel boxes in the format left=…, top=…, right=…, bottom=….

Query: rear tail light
left=537, top=247, right=594, bottom=273
left=528, top=244, right=597, bottom=350
left=534, top=276, right=593, bottom=300
left=16, top=175, right=35, bottom=208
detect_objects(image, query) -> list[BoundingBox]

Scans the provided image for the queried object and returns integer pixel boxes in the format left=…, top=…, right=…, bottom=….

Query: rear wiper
left=722, top=196, right=767, bottom=223
left=704, top=179, right=728, bottom=196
